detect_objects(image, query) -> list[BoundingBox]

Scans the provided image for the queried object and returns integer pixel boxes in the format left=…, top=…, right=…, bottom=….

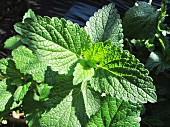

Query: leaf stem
left=155, top=33, right=165, bottom=50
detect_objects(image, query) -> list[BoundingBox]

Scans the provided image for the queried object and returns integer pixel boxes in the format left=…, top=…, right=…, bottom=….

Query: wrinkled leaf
left=85, top=3, right=123, bottom=48
left=14, top=15, right=92, bottom=74
left=85, top=44, right=157, bottom=103
left=123, top=1, right=159, bottom=39
left=12, top=46, right=47, bottom=83
left=23, top=9, right=36, bottom=22
left=87, top=96, right=142, bottom=127
left=4, top=35, right=22, bottom=50
left=40, top=91, right=81, bottom=127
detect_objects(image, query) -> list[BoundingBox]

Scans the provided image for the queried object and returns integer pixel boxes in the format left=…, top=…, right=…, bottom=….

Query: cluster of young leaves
left=123, top=0, right=170, bottom=76
left=0, top=3, right=157, bottom=127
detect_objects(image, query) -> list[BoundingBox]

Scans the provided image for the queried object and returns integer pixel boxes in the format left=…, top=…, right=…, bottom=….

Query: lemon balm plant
left=0, top=2, right=158, bottom=127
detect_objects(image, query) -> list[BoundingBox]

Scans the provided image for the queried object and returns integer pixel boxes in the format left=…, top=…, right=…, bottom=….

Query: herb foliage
left=1, top=1, right=168, bottom=126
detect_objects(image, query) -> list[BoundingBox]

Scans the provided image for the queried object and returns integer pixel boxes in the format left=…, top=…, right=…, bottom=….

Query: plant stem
left=155, top=33, right=166, bottom=50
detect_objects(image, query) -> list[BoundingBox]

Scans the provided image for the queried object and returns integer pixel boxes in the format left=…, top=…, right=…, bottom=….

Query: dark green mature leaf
left=123, top=1, right=160, bottom=39
left=12, top=46, right=47, bottom=83
left=146, top=52, right=160, bottom=72
left=85, top=3, right=123, bottom=48
left=87, top=97, right=142, bottom=127
left=44, top=67, right=58, bottom=86
left=28, top=74, right=99, bottom=126
left=146, top=51, right=170, bottom=74
left=83, top=43, right=157, bottom=103
left=40, top=91, right=81, bottom=127
left=37, top=75, right=88, bottom=126
left=14, top=13, right=92, bottom=74
left=4, top=35, right=22, bottom=50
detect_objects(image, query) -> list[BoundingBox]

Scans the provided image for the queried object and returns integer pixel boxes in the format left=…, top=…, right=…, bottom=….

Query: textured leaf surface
left=85, top=3, right=123, bottom=47
left=73, top=62, right=94, bottom=85
left=14, top=15, right=91, bottom=74
left=87, top=97, right=142, bottom=127
left=24, top=88, right=86, bottom=127
left=88, top=46, right=157, bottom=103
left=40, top=91, right=81, bottom=127
left=81, top=82, right=100, bottom=118
left=123, top=1, right=159, bottom=39
left=23, top=9, right=36, bottom=22
left=0, top=80, right=14, bottom=112
left=4, top=35, right=22, bottom=50
left=12, top=46, right=47, bottom=83
left=0, top=58, right=24, bottom=85
left=36, top=75, right=88, bottom=127
left=82, top=42, right=109, bottom=63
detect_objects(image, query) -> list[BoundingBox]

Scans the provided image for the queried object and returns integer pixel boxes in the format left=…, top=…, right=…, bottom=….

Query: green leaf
left=73, top=62, right=94, bottom=85
left=89, top=46, right=157, bottom=103
left=36, top=83, right=53, bottom=101
left=0, top=58, right=9, bottom=75
left=146, top=51, right=170, bottom=74
left=81, top=82, right=101, bottom=118
left=12, top=46, right=47, bottom=83
left=145, top=52, right=160, bottom=72
left=87, top=97, right=142, bottom=127
left=4, top=35, right=22, bottom=50
left=82, top=42, right=109, bottom=64
left=40, top=91, right=81, bottom=127
left=44, top=67, right=58, bottom=86
left=23, top=92, right=44, bottom=127
left=0, top=80, right=14, bottom=112
left=39, top=75, right=93, bottom=126
left=23, top=9, right=36, bottom=22
left=123, top=1, right=160, bottom=39
left=0, top=58, right=24, bottom=85
left=45, top=75, right=75, bottom=108
left=13, top=82, right=31, bottom=102
left=14, top=15, right=91, bottom=74
left=85, top=3, right=123, bottom=48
